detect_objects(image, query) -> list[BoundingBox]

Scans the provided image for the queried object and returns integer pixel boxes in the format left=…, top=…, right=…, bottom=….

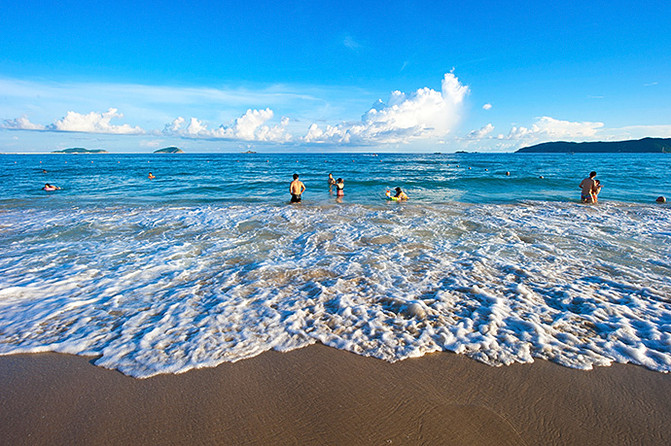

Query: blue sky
left=1, top=0, right=670, bottom=152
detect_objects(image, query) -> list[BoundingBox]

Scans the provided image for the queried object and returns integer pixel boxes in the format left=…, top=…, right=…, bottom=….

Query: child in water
left=590, top=179, right=602, bottom=203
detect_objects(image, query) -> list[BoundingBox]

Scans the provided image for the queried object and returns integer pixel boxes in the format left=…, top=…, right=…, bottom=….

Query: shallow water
left=2, top=152, right=670, bottom=206
left=0, top=153, right=669, bottom=377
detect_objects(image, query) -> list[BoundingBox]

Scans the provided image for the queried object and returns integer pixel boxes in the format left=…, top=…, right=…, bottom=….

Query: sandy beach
left=1, top=344, right=669, bottom=445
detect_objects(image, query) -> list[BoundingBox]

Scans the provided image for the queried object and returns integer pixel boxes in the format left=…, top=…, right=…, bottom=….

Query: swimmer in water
left=335, top=178, right=344, bottom=197
left=393, top=187, right=408, bottom=200
left=42, top=183, right=60, bottom=191
left=148, top=172, right=155, bottom=179
left=386, top=187, right=408, bottom=201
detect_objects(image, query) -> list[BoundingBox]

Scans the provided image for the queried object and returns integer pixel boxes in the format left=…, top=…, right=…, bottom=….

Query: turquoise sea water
left=0, top=153, right=670, bottom=377
left=1, top=152, right=670, bottom=206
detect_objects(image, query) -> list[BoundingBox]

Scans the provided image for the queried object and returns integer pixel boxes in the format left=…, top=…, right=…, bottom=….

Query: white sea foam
left=0, top=201, right=670, bottom=377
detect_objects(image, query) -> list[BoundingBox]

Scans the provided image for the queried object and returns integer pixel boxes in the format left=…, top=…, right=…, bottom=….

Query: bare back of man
left=290, top=174, right=306, bottom=203
left=579, top=171, right=597, bottom=203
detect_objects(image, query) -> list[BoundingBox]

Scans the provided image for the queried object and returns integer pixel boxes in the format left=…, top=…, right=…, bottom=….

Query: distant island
left=516, top=137, right=671, bottom=153
left=154, top=147, right=184, bottom=154
left=242, top=150, right=257, bottom=154
left=52, top=148, right=108, bottom=154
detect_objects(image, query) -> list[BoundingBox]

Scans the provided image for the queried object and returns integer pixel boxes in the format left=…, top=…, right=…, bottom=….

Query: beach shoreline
left=2, top=344, right=669, bottom=445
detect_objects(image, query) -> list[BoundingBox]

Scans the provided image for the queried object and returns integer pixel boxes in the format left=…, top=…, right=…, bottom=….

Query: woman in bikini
left=335, top=178, right=345, bottom=197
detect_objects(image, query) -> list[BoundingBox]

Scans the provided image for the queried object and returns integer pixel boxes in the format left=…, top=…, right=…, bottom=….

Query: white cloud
left=506, top=116, right=603, bottom=141
left=48, top=108, right=144, bottom=134
left=163, top=108, right=292, bottom=143
left=164, top=116, right=185, bottom=133
left=467, top=123, right=494, bottom=139
left=184, top=117, right=210, bottom=137
left=302, top=73, right=469, bottom=144
left=304, top=123, right=324, bottom=141
left=482, top=103, right=492, bottom=110
left=458, top=117, right=607, bottom=152
left=229, top=108, right=274, bottom=140
left=0, top=77, right=345, bottom=139
left=140, top=139, right=163, bottom=148
left=1, top=76, right=472, bottom=148
left=1, top=116, right=45, bottom=130
left=599, top=124, right=671, bottom=140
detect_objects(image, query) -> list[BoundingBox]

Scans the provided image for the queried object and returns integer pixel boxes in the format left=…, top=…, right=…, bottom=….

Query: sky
left=1, top=0, right=670, bottom=153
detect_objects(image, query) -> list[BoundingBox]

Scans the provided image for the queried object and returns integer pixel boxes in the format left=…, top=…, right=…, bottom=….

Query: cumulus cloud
left=302, top=73, right=469, bottom=144
left=460, top=117, right=606, bottom=152
left=164, top=116, right=186, bottom=133
left=467, top=123, right=494, bottom=139
left=1, top=109, right=143, bottom=135
left=482, top=103, right=492, bottom=110
left=507, top=116, right=603, bottom=141
left=0, top=75, right=472, bottom=148
left=1, top=116, right=45, bottom=130
left=163, top=108, right=292, bottom=143
left=48, top=108, right=144, bottom=134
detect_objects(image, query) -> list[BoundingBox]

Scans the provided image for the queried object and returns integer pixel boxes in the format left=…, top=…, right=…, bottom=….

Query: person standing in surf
left=290, top=173, right=306, bottom=203
left=328, top=173, right=336, bottom=192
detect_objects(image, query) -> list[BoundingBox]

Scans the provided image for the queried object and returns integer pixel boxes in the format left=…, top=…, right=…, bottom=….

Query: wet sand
left=1, top=344, right=670, bottom=445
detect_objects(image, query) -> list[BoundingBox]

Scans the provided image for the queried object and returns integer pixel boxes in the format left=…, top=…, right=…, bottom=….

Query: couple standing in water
left=328, top=173, right=344, bottom=197
left=579, top=171, right=603, bottom=203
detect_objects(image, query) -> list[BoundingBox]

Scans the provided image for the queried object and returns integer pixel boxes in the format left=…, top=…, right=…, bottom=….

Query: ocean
left=0, top=152, right=669, bottom=377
